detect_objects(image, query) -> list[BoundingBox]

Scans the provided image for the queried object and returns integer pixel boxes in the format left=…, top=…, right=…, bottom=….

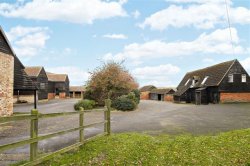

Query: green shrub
left=127, top=92, right=137, bottom=103
left=74, top=99, right=96, bottom=111
left=130, top=90, right=140, bottom=104
left=112, top=95, right=136, bottom=111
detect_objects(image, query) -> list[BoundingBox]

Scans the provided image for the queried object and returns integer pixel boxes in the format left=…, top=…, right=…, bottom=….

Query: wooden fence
left=0, top=99, right=112, bottom=166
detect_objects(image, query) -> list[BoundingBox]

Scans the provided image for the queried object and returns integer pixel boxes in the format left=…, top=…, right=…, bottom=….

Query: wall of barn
left=140, top=91, right=150, bottom=100
left=48, top=93, right=55, bottom=100
left=59, top=92, right=66, bottom=98
left=164, top=94, right=173, bottom=102
left=219, top=61, right=250, bottom=93
left=149, top=93, right=158, bottom=100
left=220, top=93, right=250, bottom=103
left=31, top=68, right=48, bottom=100
left=0, top=53, right=14, bottom=116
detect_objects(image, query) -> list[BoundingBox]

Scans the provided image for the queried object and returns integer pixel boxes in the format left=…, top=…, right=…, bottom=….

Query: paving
left=1, top=99, right=250, bottom=165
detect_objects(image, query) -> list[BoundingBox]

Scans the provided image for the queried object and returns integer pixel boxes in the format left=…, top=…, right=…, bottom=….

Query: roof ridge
left=187, top=59, right=235, bottom=74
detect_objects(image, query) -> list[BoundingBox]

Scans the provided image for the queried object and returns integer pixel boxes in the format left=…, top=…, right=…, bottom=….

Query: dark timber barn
left=24, top=66, right=49, bottom=100
left=47, top=72, right=70, bottom=99
left=174, top=59, right=250, bottom=104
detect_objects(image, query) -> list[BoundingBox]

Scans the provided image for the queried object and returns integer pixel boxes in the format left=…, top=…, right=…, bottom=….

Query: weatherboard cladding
left=25, top=66, right=49, bottom=100
left=174, top=60, right=235, bottom=96
left=0, top=30, right=12, bottom=55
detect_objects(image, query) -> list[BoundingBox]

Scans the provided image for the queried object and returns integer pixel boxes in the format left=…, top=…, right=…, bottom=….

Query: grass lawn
left=38, top=129, right=250, bottom=166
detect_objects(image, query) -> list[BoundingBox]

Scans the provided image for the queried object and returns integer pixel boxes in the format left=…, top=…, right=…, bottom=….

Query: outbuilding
left=149, top=88, right=175, bottom=101
left=139, top=85, right=156, bottom=100
left=47, top=72, right=70, bottom=99
left=174, top=59, right=250, bottom=104
left=69, top=86, right=85, bottom=98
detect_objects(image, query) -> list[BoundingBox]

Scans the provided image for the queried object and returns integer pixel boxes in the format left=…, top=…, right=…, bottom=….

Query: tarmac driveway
left=1, top=99, right=250, bottom=165
left=115, top=100, right=250, bottom=135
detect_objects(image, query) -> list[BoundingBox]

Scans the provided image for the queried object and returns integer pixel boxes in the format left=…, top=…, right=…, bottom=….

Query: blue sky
left=0, top=0, right=249, bottom=86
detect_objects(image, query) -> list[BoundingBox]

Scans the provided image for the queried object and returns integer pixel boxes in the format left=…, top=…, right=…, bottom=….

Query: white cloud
left=241, top=57, right=250, bottom=73
left=140, top=1, right=250, bottom=30
left=132, top=10, right=140, bottom=19
left=0, top=0, right=127, bottom=24
left=47, top=66, right=90, bottom=86
left=132, top=64, right=180, bottom=87
left=6, top=26, right=50, bottom=57
left=103, top=33, right=128, bottom=39
left=103, top=28, right=246, bottom=63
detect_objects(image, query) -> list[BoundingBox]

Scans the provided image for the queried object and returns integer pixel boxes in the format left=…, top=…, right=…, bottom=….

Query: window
left=242, top=74, right=246, bottom=82
left=228, top=74, right=233, bottom=83
left=185, top=79, right=190, bottom=86
left=201, top=76, right=209, bottom=85
left=40, top=83, right=45, bottom=89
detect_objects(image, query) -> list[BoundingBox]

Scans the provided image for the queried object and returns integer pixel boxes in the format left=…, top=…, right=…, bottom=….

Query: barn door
left=195, top=92, right=201, bottom=105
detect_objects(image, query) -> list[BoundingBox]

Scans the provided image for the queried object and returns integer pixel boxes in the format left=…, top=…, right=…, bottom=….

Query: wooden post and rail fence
left=0, top=99, right=112, bottom=166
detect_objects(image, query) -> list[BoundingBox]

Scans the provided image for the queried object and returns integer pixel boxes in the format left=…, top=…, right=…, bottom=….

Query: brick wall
left=59, top=92, right=66, bottom=98
left=220, top=92, right=250, bottom=103
left=0, top=53, right=14, bottom=116
left=140, top=91, right=150, bottom=100
left=164, top=95, right=173, bottom=102
left=48, top=93, right=55, bottom=100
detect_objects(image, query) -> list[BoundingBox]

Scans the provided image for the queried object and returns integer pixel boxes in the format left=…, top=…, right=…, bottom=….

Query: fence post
left=30, top=109, right=38, bottom=161
left=79, top=107, right=84, bottom=143
left=104, top=99, right=111, bottom=135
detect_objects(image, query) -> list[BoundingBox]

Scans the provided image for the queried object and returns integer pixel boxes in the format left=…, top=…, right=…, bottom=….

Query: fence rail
left=0, top=99, right=112, bottom=166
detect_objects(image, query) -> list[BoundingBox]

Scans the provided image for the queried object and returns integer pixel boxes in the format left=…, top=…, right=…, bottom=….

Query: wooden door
left=195, top=92, right=201, bottom=105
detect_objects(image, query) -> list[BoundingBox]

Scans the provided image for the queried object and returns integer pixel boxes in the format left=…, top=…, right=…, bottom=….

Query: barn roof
left=139, top=85, right=156, bottom=92
left=24, top=66, right=43, bottom=77
left=174, top=59, right=236, bottom=96
left=0, top=26, right=37, bottom=90
left=70, top=86, right=85, bottom=92
left=47, top=72, right=68, bottom=82
left=150, top=88, right=175, bottom=94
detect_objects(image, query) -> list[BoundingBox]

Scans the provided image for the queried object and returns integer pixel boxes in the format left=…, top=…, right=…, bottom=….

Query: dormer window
left=242, top=74, right=246, bottom=82
left=228, top=74, right=233, bottom=83
left=192, top=79, right=195, bottom=86
left=192, top=76, right=199, bottom=86
left=185, top=79, right=190, bottom=86
left=201, top=76, right=209, bottom=85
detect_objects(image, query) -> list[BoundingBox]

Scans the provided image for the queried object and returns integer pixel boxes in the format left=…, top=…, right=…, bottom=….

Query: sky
left=0, top=0, right=249, bottom=87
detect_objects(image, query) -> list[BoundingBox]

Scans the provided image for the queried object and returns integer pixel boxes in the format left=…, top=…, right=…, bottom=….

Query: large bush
left=84, top=62, right=139, bottom=105
left=74, top=99, right=96, bottom=111
left=131, top=89, right=140, bottom=104
left=112, top=94, right=137, bottom=111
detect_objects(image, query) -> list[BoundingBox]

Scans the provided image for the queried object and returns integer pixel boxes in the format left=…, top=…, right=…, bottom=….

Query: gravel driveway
left=1, top=99, right=250, bottom=165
